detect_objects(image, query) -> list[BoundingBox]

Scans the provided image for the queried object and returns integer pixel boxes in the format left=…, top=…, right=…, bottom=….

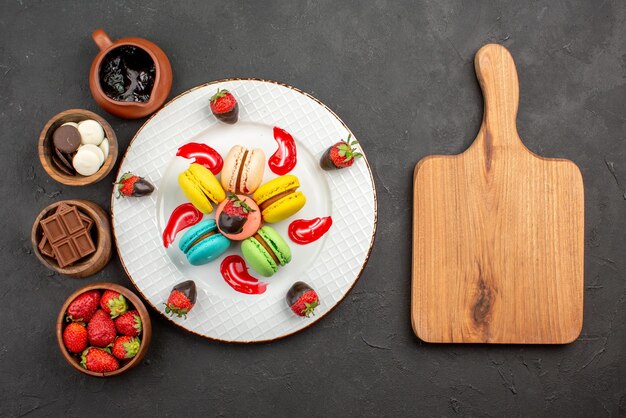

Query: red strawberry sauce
left=176, top=142, right=224, bottom=174
left=162, top=203, right=203, bottom=247
left=220, top=255, right=267, bottom=295
left=288, top=217, right=333, bottom=245
left=269, top=127, right=297, bottom=175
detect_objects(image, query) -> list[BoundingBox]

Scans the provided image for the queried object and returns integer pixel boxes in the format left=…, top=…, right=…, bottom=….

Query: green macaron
left=241, top=226, right=291, bottom=277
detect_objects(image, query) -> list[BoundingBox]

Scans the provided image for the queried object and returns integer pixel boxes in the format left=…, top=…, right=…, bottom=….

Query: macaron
left=178, top=163, right=226, bottom=214
left=215, top=194, right=262, bottom=240
left=221, top=145, right=265, bottom=194
left=77, top=119, right=105, bottom=145
left=252, top=174, right=306, bottom=223
left=241, top=226, right=291, bottom=277
left=178, top=219, right=231, bottom=266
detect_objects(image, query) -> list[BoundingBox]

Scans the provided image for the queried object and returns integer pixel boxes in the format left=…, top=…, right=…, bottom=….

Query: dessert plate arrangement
left=112, top=79, right=377, bottom=342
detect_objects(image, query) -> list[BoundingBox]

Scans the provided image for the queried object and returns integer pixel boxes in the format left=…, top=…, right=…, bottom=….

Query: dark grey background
left=1, top=1, right=624, bottom=417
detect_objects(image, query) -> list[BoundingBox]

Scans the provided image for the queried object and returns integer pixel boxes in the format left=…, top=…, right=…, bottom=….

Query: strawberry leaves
left=227, top=193, right=256, bottom=213
left=164, top=303, right=189, bottom=319
left=301, top=299, right=319, bottom=317
left=210, top=89, right=230, bottom=104
left=336, top=134, right=363, bottom=162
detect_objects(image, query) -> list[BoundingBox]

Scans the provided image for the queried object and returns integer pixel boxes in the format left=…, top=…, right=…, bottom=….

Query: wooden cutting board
left=412, top=44, right=584, bottom=344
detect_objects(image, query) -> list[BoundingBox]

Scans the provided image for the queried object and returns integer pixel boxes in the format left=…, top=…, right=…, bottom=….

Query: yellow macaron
left=178, top=163, right=226, bottom=213
left=253, top=174, right=306, bottom=223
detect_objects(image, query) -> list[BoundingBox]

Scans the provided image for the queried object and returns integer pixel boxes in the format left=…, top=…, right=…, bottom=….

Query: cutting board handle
left=474, top=44, right=522, bottom=150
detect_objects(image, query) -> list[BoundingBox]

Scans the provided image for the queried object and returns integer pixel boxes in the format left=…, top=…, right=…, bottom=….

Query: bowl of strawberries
left=56, top=282, right=151, bottom=377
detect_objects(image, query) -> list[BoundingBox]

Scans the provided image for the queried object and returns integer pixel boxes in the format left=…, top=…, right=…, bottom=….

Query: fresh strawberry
left=66, top=290, right=101, bottom=322
left=112, top=336, right=141, bottom=360
left=286, top=281, right=319, bottom=317
left=320, top=134, right=363, bottom=170
left=164, top=280, right=197, bottom=319
left=209, top=89, right=238, bottom=124
left=62, top=322, right=88, bottom=354
left=87, top=310, right=117, bottom=347
left=114, top=310, right=142, bottom=337
left=100, top=290, right=128, bottom=318
left=81, top=347, right=119, bottom=373
left=115, top=172, right=155, bottom=198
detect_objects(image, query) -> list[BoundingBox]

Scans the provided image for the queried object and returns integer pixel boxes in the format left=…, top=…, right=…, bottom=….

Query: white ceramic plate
left=112, top=79, right=377, bottom=342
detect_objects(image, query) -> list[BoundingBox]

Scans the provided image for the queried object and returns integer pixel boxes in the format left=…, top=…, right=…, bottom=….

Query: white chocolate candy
left=73, top=151, right=100, bottom=175
left=79, top=144, right=105, bottom=165
left=77, top=119, right=105, bottom=145
left=61, top=122, right=79, bottom=128
left=73, top=148, right=101, bottom=176
left=99, top=138, right=109, bottom=160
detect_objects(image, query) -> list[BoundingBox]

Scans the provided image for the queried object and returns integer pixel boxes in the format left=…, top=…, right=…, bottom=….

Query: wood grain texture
left=412, top=44, right=584, bottom=344
left=56, top=282, right=151, bottom=377
left=31, top=199, right=112, bottom=278
left=38, top=109, right=118, bottom=186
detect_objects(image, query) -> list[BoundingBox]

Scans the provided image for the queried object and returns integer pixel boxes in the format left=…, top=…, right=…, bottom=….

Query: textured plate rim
left=111, top=78, right=378, bottom=344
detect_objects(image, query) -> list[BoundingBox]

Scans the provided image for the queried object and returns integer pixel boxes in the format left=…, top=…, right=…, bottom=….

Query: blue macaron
left=178, top=219, right=231, bottom=265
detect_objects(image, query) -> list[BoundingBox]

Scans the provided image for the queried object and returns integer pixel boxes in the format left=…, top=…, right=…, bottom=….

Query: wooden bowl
left=38, top=109, right=118, bottom=186
left=31, top=200, right=112, bottom=278
left=56, top=282, right=152, bottom=377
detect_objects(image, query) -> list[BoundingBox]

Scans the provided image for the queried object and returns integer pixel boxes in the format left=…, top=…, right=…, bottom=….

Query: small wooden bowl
left=38, top=109, right=118, bottom=186
left=31, top=200, right=112, bottom=278
left=56, top=282, right=152, bottom=377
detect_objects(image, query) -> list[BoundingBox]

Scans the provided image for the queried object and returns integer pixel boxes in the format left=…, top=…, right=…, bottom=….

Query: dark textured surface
left=1, top=1, right=624, bottom=416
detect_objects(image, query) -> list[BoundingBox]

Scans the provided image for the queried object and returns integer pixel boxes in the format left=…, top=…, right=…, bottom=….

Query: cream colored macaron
left=221, top=145, right=265, bottom=194
left=77, top=119, right=105, bottom=145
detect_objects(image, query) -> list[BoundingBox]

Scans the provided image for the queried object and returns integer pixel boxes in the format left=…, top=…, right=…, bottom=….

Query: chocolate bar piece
left=60, top=207, right=84, bottom=235
left=71, top=230, right=96, bottom=256
left=38, top=235, right=55, bottom=258
left=57, top=204, right=92, bottom=231
left=38, top=204, right=97, bottom=267
left=40, top=215, right=68, bottom=243
left=79, top=212, right=93, bottom=231
left=52, top=238, right=80, bottom=268
left=38, top=206, right=93, bottom=258
left=56, top=203, right=72, bottom=213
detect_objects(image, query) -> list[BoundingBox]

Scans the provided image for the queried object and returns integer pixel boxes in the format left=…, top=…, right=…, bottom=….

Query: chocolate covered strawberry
left=164, top=280, right=197, bottom=319
left=320, top=134, right=363, bottom=170
left=286, top=281, right=319, bottom=317
left=87, top=310, right=117, bottom=347
left=112, top=336, right=140, bottom=360
left=100, top=290, right=128, bottom=318
left=81, top=347, right=119, bottom=373
left=63, top=322, right=88, bottom=354
left=209, top=89, right=238, bottom=124
left=115, top=172, right=155, bottom=198
left=218, top=194, right=256, bottom=235
left=114, top=310, right=142, bottom=337
left=66, top=290, right=101, bottom=322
